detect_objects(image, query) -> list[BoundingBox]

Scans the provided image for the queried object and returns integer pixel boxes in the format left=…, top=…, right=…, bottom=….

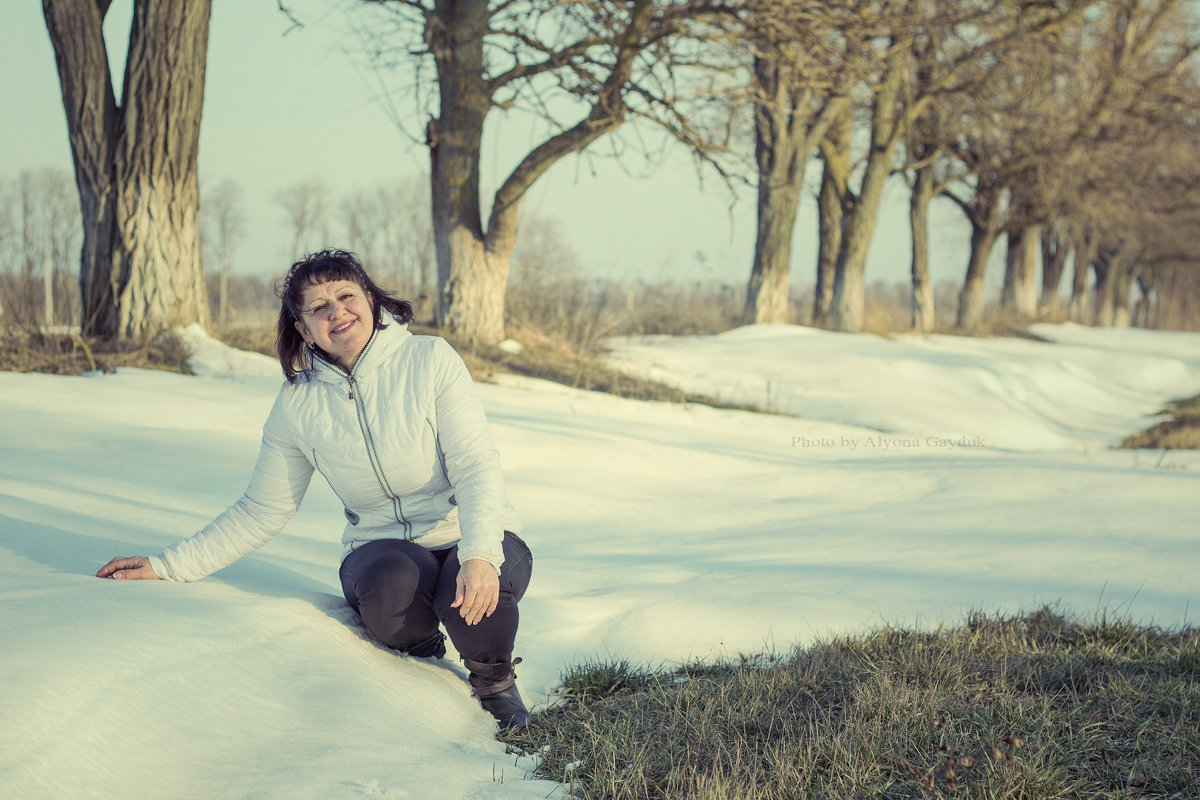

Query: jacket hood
left=308, top=316, right=412, bottom=385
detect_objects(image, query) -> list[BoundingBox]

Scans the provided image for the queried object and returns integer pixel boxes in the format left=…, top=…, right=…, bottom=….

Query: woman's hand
left=452, top=559, right=499, bottom=626
left=96, top=556, right=162, bottom=580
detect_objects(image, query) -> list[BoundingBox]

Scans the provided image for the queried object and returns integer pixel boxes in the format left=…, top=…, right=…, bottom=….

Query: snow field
left=1, top=322, right=1198, bottom=798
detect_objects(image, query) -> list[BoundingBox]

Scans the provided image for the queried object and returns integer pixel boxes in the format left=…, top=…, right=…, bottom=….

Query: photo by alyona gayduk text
left=790, top=434, right=988, bottom=452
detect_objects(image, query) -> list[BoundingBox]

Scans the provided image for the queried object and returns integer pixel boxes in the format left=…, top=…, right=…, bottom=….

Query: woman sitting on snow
left=96, top=249, right=534, bottom=730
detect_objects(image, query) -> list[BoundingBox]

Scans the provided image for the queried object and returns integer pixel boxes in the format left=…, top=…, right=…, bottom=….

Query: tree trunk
left=909, top=156, right=936, bottom=332
left=954, top=182, right=1003, bottom=331
left=1066, top=231, right=1096, bottom=322
left=1092, top=249, right=1116, bottom=326
left=829, top=48, right=906, bottom=332
left=43, top=252, right=54, bottom=327
left=44, top=0, right=211, bottom=339
left=427, top=0, right=644, bottom=345
left=828, top=146, right=892, bottom=332
left=428, top=0, right=497, bottom=343
left=814, top=113, right=850, bottom=328
left=1039, top=226, right=1068, bottom=315
left=1000, top=224, right=1041, bottom=319
left=956, top=226, right=997, bottom=331
left=745, top=48, right=846, bottom=326
left=745, top=54, right=803, bottom=325
left=1131, top=274, right=1152, bottom=328
left=219, top=251, right=228, bottom=324
left=1112, top=263, right=1134, bottom=328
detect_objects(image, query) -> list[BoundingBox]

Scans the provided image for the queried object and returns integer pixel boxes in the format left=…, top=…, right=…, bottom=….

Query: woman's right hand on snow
left=96, top=556, right=162, bottom=580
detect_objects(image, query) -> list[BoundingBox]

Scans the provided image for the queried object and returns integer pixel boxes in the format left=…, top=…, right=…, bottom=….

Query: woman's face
left=293, top=279, right=375, bottom=370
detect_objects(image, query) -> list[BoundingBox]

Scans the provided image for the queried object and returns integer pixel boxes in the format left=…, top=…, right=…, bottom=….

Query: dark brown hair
left=275, top=249, right=414, bottom=382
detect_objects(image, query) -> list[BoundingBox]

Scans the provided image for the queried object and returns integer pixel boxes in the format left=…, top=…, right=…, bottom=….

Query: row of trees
left=39, top=0, right=1200, bottom=342
left=356, top=0, right=1200, bottom=341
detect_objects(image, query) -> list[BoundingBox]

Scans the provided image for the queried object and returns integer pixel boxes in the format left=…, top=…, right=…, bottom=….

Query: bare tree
left=741, top=1, right=867, bottom=325
left=43, top=0, right=211, bottom=338
left=826, top=1, right=1103, bottom=332
left=276, top=179, right=331, bottom=258
left=355, top=0, right=739, bottom=345
left=201, top=179, right=246, bottom=325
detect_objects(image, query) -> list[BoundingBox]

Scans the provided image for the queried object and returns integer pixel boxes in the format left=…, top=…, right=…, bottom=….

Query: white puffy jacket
left=148, top=319, right=521, bottom=582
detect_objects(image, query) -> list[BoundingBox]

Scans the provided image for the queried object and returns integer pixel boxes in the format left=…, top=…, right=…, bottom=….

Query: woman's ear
left=293, top=318, right=311, bottom=344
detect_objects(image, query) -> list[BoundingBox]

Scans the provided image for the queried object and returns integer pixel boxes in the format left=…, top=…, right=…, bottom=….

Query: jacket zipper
left=312, top=449, right=355, bottom=518
left=317, top=332, right=413, bottom=538
left=428, top=418, right=455, bottom=506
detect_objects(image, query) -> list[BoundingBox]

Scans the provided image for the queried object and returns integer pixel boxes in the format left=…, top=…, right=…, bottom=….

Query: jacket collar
left=308, top=316, right=411, bottom=384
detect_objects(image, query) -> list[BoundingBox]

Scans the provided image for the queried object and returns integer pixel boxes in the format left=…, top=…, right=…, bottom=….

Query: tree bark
left=953, top=181, right=1003, bottom=331
left=909, top=153, right=936, bottom=332
left=1131, top=274, right=1152, bottom=328
left=1039, top=226, right=1068, bottom=315
left=745, top=49, right=845, bottom=325
left=1066, top=230, right=1096, bottom=322
left=427, top=0, right=649, bottom=345
left=1000, top=224, right=1041, bottom=319
left=1092, top=247, right=1117, bottom=326
left=44, top=0, right=211, bottom=339
left=1112, top=262, right=1134, bottom=328
left=428, top=0, right=491, bottom=337
left=956, top=223, right=998, bottom=330
left=745, top=52, right=805, bottom=324
left=813, top=113, right=850, bottom=328
left=829, top=52, right=906, bottom=332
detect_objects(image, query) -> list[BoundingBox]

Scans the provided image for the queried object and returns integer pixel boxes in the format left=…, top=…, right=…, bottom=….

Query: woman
left=96, top=249, right=534, bottom=730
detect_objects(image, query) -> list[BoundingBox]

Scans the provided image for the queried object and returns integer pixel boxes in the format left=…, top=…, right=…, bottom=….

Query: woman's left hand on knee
left=453, top=559, right=500, bottom=626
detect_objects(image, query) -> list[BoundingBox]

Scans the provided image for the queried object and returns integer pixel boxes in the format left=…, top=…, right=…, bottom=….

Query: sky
left=2, top=1, right=986, bottom=289
left=2, top=321, right=1198, bottom=797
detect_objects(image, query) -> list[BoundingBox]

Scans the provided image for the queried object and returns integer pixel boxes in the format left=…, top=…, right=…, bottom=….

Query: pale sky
left=3, top=0, right=981, bottom=291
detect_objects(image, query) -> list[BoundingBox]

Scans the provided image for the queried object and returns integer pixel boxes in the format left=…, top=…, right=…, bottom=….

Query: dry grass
left=0, top=328, right=192, bottom=375
left=198, top=318, right=765, bottom=411
left=439, top=322, right=768, bottom=411
left=1120, top=394, right=1200, bottom=450
left=503, top=608, right=1199, bottom=800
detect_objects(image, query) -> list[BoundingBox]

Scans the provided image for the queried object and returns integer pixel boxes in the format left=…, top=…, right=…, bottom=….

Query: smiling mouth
left=331, top=320, right=355, bottom=335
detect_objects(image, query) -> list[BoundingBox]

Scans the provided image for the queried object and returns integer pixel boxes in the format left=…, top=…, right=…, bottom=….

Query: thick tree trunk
left=813, top=114, right=850, bottom=328
left=956, top=224, right=999, bottom=330
left=43, top=0, right=120, bottom=335
left=745, top=55, right=804, bottom=325
left=427, top=0, right=644, bottom=345
left=909, top=158, right=936, bottom=332
left=428, top=0, right=494, bottom=341
left=1066, top=231, right=1096, bottom=322
left=1000, top=225, right=1041, bottom=319
left=828, top=51, right=905, bottom=333
left=44, top=0, right=210, bottom=339
left=1039, top=226, right=1068, bottom=315
left=828, top=146, right=892, bottom=332
left=1131, top=274, right=1152, bottom=328
left=438, top=228, right=514, bottom=343
left=1092, top=249, right=1116, bottom=326
left=1112, top=264, right=1134, bottom=328
left=954, top=184, right=1003, bottom=331
left=746, top=50, right=845, bottom=326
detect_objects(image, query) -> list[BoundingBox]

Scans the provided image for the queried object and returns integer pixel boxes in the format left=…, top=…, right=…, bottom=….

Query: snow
left=2, top=323, right=1199, bottom=799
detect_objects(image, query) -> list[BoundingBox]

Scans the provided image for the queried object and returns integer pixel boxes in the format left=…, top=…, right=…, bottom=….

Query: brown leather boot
left=464, top=658, right=529, bottom=730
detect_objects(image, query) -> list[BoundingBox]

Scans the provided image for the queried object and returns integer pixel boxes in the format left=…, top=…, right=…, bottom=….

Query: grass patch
left=450, top=322, right=768, bottom=412
left=1120, top=394, right=1200, bottom=450
left=503, top=608, right=1199, bottom=799
left=0, top=328, right=192, bottom=375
